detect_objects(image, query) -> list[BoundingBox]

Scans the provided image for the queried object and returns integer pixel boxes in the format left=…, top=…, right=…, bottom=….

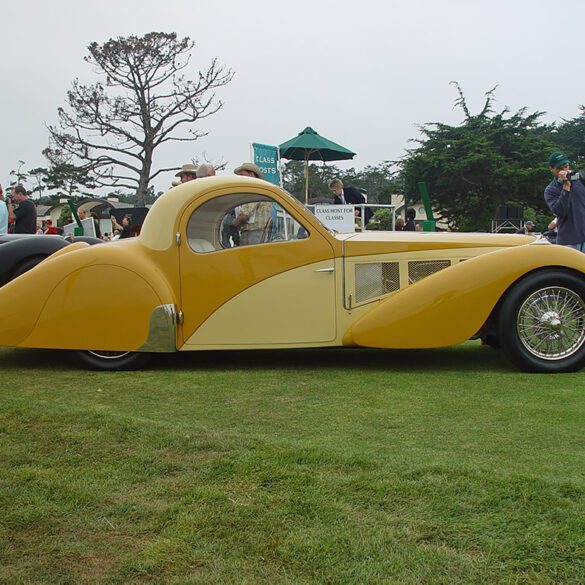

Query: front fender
left=346, top=243, right=585, bottom=349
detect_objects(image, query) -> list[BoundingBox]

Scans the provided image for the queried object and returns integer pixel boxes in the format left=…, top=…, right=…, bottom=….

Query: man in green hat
left=544, top=151, right=585, bottom=252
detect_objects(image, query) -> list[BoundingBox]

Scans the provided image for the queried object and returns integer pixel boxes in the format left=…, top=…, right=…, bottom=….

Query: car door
left=178, top=190, right=337, bottom=347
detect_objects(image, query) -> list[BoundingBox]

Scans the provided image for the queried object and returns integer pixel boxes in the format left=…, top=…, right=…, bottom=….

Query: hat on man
left=548, top=151, right=570, bottom=168
left=233, top=162, right=264, bottom=180
left=525, top=220, right=534, bottom=226
left=175, top=163, right=199, bottom=177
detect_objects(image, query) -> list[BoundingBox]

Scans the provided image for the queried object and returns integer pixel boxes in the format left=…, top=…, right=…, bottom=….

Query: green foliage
left=553, top=106, right=585, bottom=166
left=35, top=148, right=97, bottom=197
left=402, top=84, right=558, bottom=230
left=367, top=208, right=393, bottom=230
left=58, top=203, right=73, bottom=227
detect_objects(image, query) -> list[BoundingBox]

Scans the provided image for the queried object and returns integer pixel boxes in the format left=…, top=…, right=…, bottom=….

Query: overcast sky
left=3, top=0, right=584, bottom=195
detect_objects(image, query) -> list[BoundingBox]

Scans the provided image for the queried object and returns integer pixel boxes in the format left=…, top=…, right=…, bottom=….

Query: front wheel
left=498, top=270, right=585, bottom=373
left=75, top=350, right=151, bottom=371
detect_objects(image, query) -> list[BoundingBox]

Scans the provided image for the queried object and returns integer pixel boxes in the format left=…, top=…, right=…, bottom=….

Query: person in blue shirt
left=0, top=185, right=8, bottom=235
left=544, top=151, right=585, bottom=252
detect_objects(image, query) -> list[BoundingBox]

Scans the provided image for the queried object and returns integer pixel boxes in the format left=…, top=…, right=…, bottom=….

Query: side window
left=186, top=193, right=309, bottom=253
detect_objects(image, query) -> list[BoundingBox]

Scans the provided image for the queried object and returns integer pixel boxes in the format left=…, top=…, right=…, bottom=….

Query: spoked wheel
left=75, top=349, right=151, bottom=371
left=499, top=270, right=585, bottom=373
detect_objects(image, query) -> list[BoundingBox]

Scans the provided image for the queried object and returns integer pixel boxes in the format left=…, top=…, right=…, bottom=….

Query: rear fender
left=346, top=243, right=585, bottom=349
left=0, top=243, right=177, bottom=351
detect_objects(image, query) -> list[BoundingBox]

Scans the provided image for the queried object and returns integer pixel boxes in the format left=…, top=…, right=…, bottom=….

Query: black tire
left=75, top=350, right=151, bottom=371
left=11, top=255, right=47, bottom=280
left=482, top=334, right=500, bottom=349
left=498, top=270, right=585, bottom=373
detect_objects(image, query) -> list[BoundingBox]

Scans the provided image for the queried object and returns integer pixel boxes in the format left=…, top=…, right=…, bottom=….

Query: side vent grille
left=408, top=260, right=450, bottom=284
left=355, top=262, right=400, bottom=303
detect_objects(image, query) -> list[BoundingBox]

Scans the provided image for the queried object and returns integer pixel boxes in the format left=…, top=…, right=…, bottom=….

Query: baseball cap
left=548, top=151, right=570, bottom=168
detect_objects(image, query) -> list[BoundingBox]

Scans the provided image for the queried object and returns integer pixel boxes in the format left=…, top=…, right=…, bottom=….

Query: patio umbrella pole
left=304, top=151, right=309, bottom=204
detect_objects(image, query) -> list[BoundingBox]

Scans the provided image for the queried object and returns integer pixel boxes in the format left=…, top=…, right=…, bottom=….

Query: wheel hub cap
left=540, top=311, right=562, bottom=331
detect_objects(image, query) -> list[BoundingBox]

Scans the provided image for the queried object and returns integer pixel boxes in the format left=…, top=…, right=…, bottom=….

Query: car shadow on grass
left=0, top=343, right=514, bottom=374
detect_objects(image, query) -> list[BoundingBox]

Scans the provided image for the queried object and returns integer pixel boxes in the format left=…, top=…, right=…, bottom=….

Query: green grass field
left=1, top=343, right=584, bottom=584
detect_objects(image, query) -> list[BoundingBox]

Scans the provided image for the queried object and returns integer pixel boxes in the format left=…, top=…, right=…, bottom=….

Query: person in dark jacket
left=328, top=178, right=373, bottom=225
left=544, top=151, right=585, bottom=252
left=404, top=207, right=416, bottom=231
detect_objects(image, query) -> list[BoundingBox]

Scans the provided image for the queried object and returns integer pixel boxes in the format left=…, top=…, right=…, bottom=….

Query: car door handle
left=314, top=267, right=335, bottom=273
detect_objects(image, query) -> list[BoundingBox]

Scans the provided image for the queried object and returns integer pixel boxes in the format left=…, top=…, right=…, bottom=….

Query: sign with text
left=312, top=205, right=355, bottom=233
left=252, top=142, right=280, bottom=185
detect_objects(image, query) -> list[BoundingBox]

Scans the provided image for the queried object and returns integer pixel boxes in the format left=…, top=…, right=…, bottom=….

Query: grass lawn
left=1, top=342, right=584, bottom=584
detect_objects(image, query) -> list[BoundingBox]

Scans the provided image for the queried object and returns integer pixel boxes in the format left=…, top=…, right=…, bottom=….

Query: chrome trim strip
left=138, top=304, right=177, bottom=352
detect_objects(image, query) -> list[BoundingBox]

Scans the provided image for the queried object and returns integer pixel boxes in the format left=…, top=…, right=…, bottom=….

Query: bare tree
left=47, top=32, right=233, bottom=206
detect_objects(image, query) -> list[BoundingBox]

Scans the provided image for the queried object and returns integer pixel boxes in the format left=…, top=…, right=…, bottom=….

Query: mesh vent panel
left=408, top=260, right=450, bottom=284
left=355, top=262, right=400, bottom=303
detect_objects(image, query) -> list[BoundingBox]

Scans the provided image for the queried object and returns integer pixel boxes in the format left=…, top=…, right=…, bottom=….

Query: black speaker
left=507, top=205, right=523, bottom=220
left=495, top=205, right=523, bottom=220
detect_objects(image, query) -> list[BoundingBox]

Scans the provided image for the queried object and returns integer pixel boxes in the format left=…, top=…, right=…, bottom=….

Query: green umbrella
left=279, top=127, right=355, bottom=203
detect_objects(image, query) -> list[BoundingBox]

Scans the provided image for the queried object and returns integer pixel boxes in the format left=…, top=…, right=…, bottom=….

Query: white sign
left=63, top=217, right=96, bottom=237
left=313, top=205, right=355, bottom=233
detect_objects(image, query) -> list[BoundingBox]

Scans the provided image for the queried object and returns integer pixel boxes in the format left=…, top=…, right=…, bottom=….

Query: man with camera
left=6, top=185, right=37, bottom=234
left=544, top=151, right=585, bottom=252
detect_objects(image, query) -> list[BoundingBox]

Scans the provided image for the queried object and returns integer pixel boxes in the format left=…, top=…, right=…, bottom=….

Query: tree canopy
left=401, top=84, right=558, bottom=230
left=553, top=107, right=585, bottom=166
left=47, top=32, right=233, bottom=206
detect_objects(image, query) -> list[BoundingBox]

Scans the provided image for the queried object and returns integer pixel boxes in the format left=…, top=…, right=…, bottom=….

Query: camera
left=565, top=170, right=583, bottom=181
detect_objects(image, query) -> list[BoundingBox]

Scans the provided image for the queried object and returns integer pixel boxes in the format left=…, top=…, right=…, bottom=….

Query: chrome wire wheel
left=516, top=286, right=585, bottom=360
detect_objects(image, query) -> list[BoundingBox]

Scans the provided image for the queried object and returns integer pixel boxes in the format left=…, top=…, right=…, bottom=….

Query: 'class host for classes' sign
left=312, top=205, right=355, bottom=233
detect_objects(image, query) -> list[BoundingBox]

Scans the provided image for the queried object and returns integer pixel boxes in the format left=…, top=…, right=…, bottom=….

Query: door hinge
left=175, top=232, right=181, bottom=246
left=176, top=310, right=184, bottom=325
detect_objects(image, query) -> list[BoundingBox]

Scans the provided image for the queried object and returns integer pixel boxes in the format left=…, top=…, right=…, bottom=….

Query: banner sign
left=252, top=142, right=280, bottom=185
left=312, top=205, right=355, bottom=233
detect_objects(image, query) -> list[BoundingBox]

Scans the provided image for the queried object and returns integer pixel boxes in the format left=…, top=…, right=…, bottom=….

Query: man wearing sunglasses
left=544, top=151, right=585, bottom=252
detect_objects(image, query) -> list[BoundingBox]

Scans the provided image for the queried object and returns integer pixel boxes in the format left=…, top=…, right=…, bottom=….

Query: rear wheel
left=499, top=270, right=585, bottom=372
left=75, top=350, right=151, bottom=371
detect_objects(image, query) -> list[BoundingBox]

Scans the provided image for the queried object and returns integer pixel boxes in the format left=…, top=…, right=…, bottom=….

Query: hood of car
left=337, top=231, right=536, bottom=257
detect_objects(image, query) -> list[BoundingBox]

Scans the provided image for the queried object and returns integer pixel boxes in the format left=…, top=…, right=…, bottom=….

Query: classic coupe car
left=1, top=176, right=584, bottom=373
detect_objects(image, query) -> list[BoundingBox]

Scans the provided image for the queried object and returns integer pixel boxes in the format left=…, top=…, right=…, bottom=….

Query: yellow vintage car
left=1, top=176, right=585, bottom=372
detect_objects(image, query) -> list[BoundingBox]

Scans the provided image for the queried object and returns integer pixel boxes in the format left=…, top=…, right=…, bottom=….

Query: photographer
left=544, top=151, right=585, bottom=252
left=111, top=214, right=133, bottom=238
